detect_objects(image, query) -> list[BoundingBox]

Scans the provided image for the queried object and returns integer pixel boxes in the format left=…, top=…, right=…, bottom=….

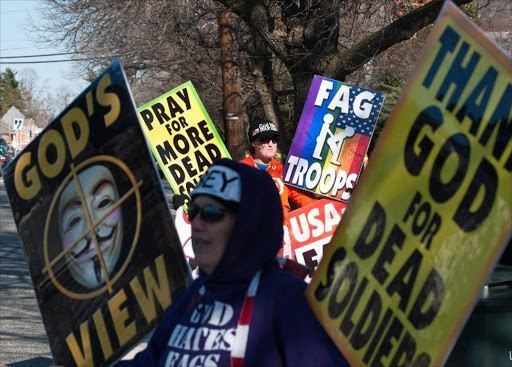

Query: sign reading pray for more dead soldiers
left=3, top=60, right=191, bottom=367
left=137, top=82, right=231, bottom=206
left=306, top=2, right=511, bottom=367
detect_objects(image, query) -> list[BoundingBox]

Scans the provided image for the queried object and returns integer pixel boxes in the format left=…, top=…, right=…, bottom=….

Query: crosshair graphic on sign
left=43, top=155, right=143, bottom=300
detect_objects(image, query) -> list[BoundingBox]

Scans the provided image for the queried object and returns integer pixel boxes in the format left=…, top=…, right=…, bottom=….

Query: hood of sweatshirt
left=195, top=159, right=283, bottom=289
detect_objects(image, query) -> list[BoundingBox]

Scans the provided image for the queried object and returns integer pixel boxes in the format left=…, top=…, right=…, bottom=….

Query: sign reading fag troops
left=137, top=82, right=231, bottom=206
left=3, top=60, right=191, bottom=366
left=306, top=2, right=511, bottom=367
left=283, top=75, right=384, bottom=202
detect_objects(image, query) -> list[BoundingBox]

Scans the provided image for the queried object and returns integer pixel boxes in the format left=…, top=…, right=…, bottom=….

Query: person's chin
left=71, top=263, right=101, bottom=288
left=194, top=258, right=214, bottom=274
left=192, top=242, right=212, bottom=256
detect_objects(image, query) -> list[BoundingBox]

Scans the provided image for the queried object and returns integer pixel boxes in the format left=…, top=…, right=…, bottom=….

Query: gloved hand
left=276, top=256, right=314, bottom=280
left=282, top=225, right=294, bottom=260
left=172, top=194, right=188, bottom=210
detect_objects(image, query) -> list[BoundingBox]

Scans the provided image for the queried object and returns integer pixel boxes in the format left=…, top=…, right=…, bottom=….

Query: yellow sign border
left=306, top=2, right=512, bottom=366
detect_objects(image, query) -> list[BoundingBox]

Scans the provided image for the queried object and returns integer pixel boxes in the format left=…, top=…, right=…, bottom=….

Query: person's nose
left=87, top=204, right=107, bottom=237
left=190, top=214, right=206, bottom=231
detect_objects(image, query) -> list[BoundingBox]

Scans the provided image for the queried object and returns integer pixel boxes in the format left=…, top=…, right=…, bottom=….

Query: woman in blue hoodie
left=116, top=159, right=348, bottom=367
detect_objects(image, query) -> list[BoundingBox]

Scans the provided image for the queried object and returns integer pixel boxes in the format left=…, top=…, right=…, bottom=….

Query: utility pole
left=219, top=11, right=245, bottom=160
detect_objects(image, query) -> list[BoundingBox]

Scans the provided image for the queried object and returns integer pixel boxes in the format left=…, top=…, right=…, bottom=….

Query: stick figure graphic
left=327, top=126, right=355, bottom=165
left=313, top=114, right=355, bottom=165
left=313, top=114, right=335, bottom=161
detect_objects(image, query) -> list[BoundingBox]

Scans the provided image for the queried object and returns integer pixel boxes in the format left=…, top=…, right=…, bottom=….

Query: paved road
left=0, top=177, right=53, bottom=366
left=0, top=175, right=176, bottom=366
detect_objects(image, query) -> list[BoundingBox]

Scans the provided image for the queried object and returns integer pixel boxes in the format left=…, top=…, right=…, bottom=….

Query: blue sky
left=0, top=0, right=88, bottom=100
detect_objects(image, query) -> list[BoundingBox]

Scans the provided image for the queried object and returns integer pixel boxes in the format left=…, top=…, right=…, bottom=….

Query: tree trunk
left=219, top=11, right=246, bottom=160
left=292, top=69, right=316, bottom=129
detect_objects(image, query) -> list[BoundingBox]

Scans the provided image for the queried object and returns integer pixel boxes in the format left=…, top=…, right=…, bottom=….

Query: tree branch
left=215, top=0, right=291, bottom=62
left=326, top=0, right=472, bottom=80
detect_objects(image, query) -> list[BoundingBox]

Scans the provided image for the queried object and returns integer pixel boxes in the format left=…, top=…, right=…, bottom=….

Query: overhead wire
left=0, top=52, right=79, bottom=59
left=0, top=52, right=123, bottom=65
left=1, top=58, right=107, bottom=64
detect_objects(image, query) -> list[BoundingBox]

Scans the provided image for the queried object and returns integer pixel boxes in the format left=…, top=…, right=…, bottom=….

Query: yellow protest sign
left=138, top=82, right=231, bottom=204
left=306, top=2, right=511, bottom=367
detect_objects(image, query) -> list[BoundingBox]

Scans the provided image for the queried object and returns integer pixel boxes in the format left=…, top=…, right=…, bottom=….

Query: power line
left=0, top=7, right=45, bottom=15
left=0, top=56, right=119, bottom=65
left=0, top=59, right=82, bottom=65
left=0, top=51, right=80, bottom=59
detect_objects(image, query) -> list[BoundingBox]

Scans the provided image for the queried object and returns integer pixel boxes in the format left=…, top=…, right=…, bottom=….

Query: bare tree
left=34, top=0, right=225, bottom=125
left=216, top=0, right=474, bottom=120
left=35, top=0, right=477, bottom=154
left=18, top=69, right=49, bottom=124
left=475, top=0, right=512, bottom=55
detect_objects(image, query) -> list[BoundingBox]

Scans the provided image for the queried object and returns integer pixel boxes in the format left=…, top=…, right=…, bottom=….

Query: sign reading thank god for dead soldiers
left=306, top=2, right=511, bottom=367
left=137, top=82, right=231, bottom=206
left=283, top=75, right=384, bottom=202
left=3, top=60, right=191, bottom=367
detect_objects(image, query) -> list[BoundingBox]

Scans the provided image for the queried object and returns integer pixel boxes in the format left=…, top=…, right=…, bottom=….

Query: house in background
left=0, top=106, right=40, bottom=154
left=0, top=117, right=10, bottom=144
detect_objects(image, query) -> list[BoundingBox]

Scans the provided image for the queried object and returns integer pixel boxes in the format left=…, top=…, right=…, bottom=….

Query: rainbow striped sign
left=283, top=75, right=384, bottom=202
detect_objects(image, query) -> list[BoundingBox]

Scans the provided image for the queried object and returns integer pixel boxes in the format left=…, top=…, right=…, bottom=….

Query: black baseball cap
left=248, top=119, right=280, bottom=142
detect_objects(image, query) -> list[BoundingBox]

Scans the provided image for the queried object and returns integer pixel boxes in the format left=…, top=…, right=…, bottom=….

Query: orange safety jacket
left=240, top=155, right=317, bottom=227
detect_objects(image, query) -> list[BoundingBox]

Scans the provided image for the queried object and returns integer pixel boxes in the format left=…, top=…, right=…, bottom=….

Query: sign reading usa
left=289, top=199, right=347, bottom=281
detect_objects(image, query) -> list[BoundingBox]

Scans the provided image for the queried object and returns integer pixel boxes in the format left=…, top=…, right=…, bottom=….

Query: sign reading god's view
left=3, top=60, right=191, bottom=367
left=138, top=82, right=231, bottom=205
left=283, top=76, right=384, bottom=202
left=306, top=3, right=511, bottom=367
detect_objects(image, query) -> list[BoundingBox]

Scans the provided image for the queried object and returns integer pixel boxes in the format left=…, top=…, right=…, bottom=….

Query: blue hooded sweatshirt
left=116, top=159, right=349, bottom=367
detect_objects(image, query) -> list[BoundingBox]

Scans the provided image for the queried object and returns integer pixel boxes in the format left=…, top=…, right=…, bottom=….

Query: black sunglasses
left=188, top=204, right=233, bottom=223
left=259, top=136, right=279, bottom=144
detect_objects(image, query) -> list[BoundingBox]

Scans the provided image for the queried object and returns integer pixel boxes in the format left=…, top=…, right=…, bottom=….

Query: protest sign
left=3, top=60, right=191, bottom=366
left=137, top=83, right=231, bottom=206
left=174, top=205, right=199, bottom=277
left=283, top=76, right=384, bottom=202
left=306, top=2, right=511, bottom=366
left=289, top=199, right=347, bottom=276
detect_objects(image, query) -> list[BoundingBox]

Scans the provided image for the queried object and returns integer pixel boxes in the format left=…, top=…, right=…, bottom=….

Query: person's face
left=252, top=136, right=278, bottom=162
left=190, top=195, right=236, bottom=275
left=58, top=165, right=123, bottom=288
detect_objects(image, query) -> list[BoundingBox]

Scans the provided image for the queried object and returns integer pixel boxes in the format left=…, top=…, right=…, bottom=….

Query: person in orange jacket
left=240, top=118, right=317, bottom=259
